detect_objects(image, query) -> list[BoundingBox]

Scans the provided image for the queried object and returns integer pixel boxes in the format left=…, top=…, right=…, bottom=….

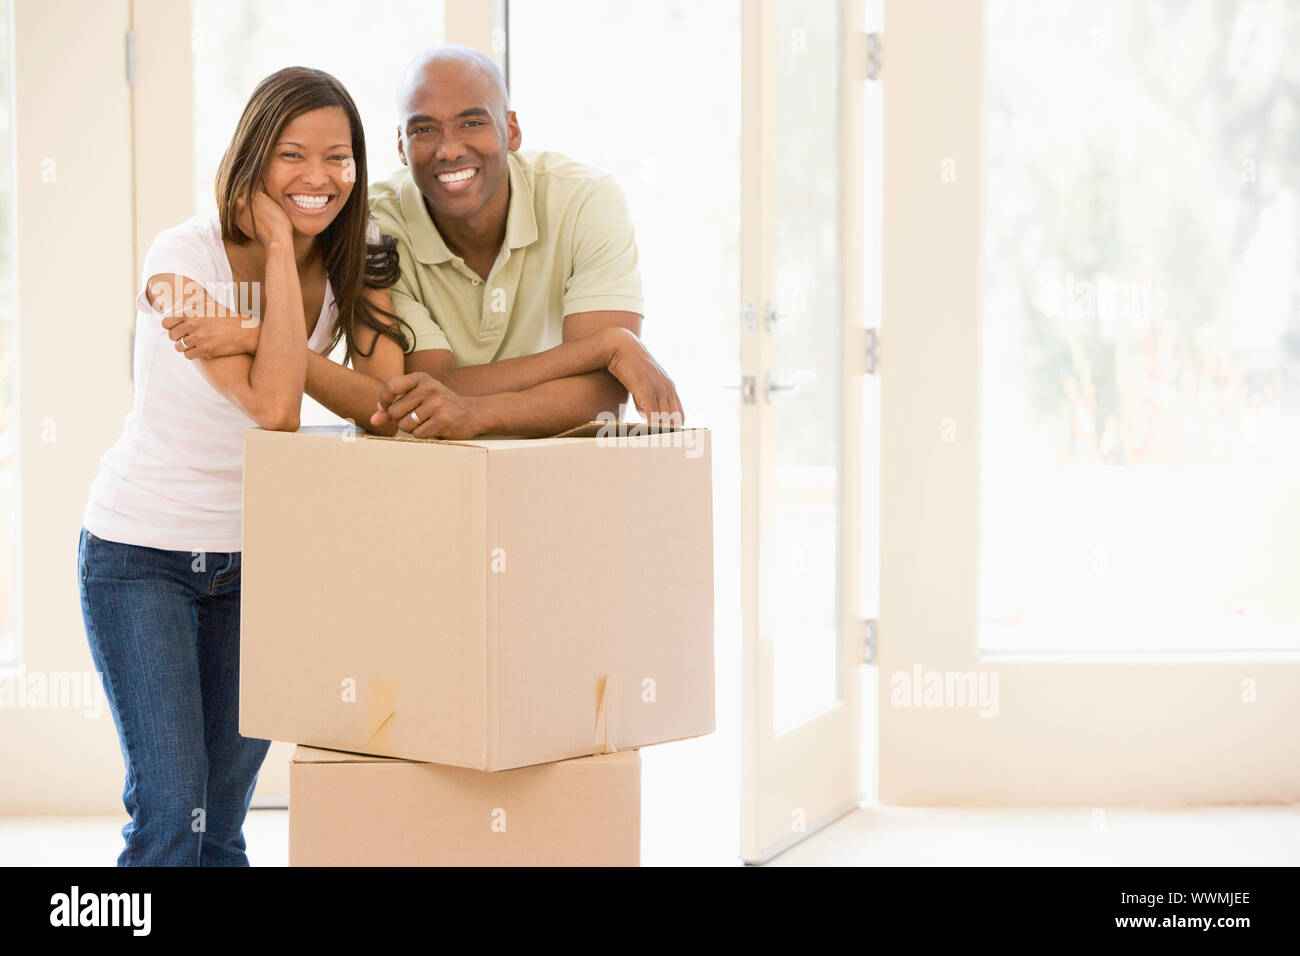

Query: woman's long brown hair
left=215, top=66, right=411, bottom=359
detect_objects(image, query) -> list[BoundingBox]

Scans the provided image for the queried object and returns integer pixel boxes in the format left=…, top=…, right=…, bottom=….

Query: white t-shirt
left=83, top=214, right=354, bottom=553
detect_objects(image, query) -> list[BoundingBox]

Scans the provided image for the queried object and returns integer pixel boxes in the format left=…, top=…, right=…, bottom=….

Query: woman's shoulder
left=142, top=214, right=224, bottom=280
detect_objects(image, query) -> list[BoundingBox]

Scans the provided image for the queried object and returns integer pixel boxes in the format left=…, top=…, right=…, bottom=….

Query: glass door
left=741, top=0, right=866, bottom=863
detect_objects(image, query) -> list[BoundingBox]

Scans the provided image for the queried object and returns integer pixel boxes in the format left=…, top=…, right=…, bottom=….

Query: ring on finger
left=180, top=335, right=189, bottom=349
left=409, top=410, right=420, bottom=424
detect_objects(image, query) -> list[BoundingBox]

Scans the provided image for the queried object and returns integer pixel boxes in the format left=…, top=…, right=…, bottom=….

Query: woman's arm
left=304, top=286, right=404, bottom=436
left=146, top=262, right=306, bottom=430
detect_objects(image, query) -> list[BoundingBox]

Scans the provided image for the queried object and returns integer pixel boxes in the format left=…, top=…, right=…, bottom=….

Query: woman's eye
left=281, top=152, right=301, bottom=159
left=330, top=155, right=351, bottom=162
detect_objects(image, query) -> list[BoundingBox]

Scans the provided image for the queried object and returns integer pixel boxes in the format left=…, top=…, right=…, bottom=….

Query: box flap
left=291, top=744, right=411, bottom=765
left=277, top=419, right=705, bottom=448
left=552, top=419, right=696, bottom=438
left=291, top=743, right=641, bottom=768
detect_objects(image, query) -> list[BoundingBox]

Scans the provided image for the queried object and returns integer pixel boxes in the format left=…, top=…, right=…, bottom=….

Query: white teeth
left=437, top=168, right=476, bottom=183
left=289, top=194, right=330, bottom=209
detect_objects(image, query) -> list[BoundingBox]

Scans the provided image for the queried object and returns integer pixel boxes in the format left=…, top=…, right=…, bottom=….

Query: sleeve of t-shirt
left=562, top=175, right=645, bottom=318
left=134, top=223, right=227, bottom=320
left=370, top=215, right=453, bottom=355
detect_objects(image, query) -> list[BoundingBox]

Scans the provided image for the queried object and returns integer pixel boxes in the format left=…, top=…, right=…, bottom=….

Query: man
left=368, top=44, right=684, bottom=439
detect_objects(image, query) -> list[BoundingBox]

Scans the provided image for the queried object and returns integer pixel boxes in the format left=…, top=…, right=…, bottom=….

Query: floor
left=3, top=804, right=1297, bottom=866
left=764, top=804, right=1300, bottom=866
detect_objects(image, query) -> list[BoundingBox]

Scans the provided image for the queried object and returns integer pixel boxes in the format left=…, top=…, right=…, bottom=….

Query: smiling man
left=368, top=44, right=684, bottom=439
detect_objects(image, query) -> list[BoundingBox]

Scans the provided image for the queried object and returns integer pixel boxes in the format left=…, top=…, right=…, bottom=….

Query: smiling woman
left=76, top=67, right=409, bottom=867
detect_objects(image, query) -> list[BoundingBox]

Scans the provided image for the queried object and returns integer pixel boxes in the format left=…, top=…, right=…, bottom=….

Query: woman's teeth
left=288, top=194, right=331, bottom=210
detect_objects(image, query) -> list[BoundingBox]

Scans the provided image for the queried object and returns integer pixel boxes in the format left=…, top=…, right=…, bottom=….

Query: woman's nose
left=300, top=160, right=330, bottom=185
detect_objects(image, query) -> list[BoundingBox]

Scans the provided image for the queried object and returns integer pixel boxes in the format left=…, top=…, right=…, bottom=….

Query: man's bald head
left=393, top=43, right=521, bottom=229
left=396, top=44, right=510, bottom=121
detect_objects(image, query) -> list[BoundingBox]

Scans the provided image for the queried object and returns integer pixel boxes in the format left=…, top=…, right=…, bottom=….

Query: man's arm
left=380, top=311, right=683, bottom=436
left=404, top=310, right=638, bottom=397
left=376, top=368, right=621, bottom=439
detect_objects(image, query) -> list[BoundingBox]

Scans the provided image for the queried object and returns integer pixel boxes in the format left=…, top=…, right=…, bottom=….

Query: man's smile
left=435, top=167, right=478, bottom=193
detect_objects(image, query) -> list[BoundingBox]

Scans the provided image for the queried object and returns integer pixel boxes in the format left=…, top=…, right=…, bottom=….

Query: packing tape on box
left=368, top=675, right=398, bottom=752
left=594, top=675, right=619, bottom=756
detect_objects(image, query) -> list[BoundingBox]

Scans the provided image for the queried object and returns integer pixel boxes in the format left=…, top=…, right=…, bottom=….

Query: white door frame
left=740, top=0, right=867, bottom=863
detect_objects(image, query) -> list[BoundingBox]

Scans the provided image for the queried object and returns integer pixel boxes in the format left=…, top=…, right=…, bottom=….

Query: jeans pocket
left=213, top=565, right=241, bottom=590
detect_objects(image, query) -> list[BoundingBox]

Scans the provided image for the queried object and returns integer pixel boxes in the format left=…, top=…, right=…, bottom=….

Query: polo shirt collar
left=398, top=150, right=539, bottom=266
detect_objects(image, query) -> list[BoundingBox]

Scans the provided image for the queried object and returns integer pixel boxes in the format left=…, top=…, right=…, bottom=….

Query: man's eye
left=465, top=121, right=483, bottom=127
left=412, top=126, right=432, bottom=135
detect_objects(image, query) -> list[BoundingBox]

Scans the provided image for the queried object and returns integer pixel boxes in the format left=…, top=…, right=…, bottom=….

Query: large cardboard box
left=289, top=745, right=640, bottom=866
left=240, top=423, right=714, bottom=770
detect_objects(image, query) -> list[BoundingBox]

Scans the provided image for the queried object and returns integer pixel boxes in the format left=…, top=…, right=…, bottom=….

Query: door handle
left=764, top=371, right=809, bottom=402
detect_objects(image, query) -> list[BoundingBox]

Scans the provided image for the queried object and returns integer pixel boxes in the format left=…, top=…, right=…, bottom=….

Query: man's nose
left=433, top=133, right=467, bottom=163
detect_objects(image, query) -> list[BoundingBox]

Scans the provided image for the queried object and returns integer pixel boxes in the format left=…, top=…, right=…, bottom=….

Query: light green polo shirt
left=368, top=149, right=644, bottom=364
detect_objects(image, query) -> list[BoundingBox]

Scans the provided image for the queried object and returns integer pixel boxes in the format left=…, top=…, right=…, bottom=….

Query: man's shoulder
left=516, top=148, right=609, bottom=180
left=368, top=167, right=412, bottom=229
left=516, top=149, right=617, bottom=204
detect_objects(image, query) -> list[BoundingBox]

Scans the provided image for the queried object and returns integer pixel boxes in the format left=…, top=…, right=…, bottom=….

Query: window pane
left=981, top=0, right=1300, bottom=651
left=770, top=0, right=843, bottom=735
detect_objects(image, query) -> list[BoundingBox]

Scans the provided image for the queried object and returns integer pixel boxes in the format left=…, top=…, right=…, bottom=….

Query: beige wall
left=0, top=0, right=295, bottom=816
left=2, top=0, right=139, bottom=813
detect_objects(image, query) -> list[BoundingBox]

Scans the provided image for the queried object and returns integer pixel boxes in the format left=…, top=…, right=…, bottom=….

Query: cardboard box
left=289, top=745, right=640, bottom=866
left=240, top=422, right=714, bottom=770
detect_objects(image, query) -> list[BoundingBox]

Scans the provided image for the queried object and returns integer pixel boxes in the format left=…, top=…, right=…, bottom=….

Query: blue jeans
left=76, top=527, right=270, bottom=866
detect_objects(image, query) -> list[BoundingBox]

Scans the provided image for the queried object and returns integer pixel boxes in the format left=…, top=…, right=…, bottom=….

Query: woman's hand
left=234, top=184, right=294, bottom=249
left=162, top=311, right=259, bottom=360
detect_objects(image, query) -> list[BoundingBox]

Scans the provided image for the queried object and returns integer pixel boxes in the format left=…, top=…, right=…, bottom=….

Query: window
left=980, top=0, right=1300, bottom=652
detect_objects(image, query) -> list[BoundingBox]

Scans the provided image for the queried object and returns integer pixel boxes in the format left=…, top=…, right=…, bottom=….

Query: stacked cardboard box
left=240, top=421, right=715, bottom=866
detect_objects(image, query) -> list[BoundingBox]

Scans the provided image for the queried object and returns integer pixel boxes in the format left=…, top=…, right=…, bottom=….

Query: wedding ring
left=180, top=335, right=189, bottom=349
left=410, top=410, right=420, bottom=424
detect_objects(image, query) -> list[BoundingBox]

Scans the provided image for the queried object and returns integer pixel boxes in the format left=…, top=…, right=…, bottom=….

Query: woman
left=77, top=67, right=410, bottom=866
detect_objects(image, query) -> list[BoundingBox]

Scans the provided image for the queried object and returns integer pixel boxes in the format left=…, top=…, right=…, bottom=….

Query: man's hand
left=603, top=327, right=685, bottom=426
left=162, top=311, right=259, bottom=360
left=372, top=371, right=492, bottom=439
